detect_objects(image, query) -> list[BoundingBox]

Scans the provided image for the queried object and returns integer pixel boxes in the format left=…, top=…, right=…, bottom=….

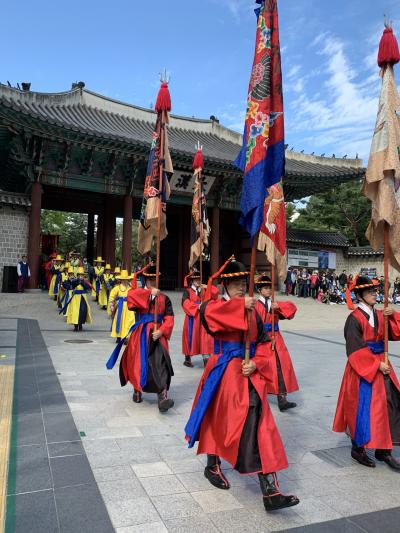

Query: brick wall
left=0, top=206, right=29, bottom=290
left=346, top=255, right=398, bottom=283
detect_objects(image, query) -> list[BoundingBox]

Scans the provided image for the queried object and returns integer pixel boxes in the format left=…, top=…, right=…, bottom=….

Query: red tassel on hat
left=378, top=26, right=400, bottom=68
left=155, top=82, right=171, bottom=113
left=193, top=149, right=204, bottom=170
left=205, top=255, right=235, bottom=301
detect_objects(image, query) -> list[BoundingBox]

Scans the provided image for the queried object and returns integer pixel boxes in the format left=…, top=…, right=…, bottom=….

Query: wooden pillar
left=86, top=213, right=95, bottom=264
left=122, top=194, right=133, bottom=271
left=210, top=206, right=220, bottom=274
left=96, top=212, right=104, bottom=259
left=103, top=196, right=116, bottom=267
left=27, top=181, right=43, bottom=289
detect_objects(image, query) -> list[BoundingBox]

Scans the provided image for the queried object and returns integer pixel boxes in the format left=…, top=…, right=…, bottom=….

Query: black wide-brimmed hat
left=255, top=274, right=272, bottom=288
left=142, top=265, right=159, bottom=277
left=219, top=260, right=249, bottom=280
left=352, top=276, right=378, bottom=295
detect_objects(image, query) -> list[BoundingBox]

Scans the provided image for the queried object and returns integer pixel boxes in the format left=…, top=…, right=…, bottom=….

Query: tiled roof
left=0, top=191, right=31, bottom=207
left=347, top=246, right=384, bottom=256
left=0, top=84, right=366, bottom=183
left=287, top=229, right=349, bottom=248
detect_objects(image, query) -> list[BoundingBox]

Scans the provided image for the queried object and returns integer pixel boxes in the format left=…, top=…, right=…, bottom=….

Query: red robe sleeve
left=127, top=288, right=150, bottom=312
left=182, top=289, right=200, bottom=318
left=275, top=301, right=297, bottom=320
left=388, top=312, right=400, bottom=341
left=345, top=314, right=380, bottom=383
left=159, top=295, right=174, bottom=340
left=203, top=298, right=247, bottom=334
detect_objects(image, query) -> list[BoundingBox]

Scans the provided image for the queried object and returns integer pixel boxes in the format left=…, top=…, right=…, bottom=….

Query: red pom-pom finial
left=193, top=149, right=204, bottom=170
left=378, top=25, right=400, bottom=68
left=155, top=82, right=171, bottom=113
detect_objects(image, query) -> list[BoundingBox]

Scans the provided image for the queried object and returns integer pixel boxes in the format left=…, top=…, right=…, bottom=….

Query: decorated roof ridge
left=347, top=245, right=384, bottom=256
left=286, top=228, right=350, bottom=247
left=0, top=83, right=242, bottom=145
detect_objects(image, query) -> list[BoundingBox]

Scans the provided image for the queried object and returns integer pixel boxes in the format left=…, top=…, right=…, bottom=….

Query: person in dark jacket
left=17, top=256, right=31, bottom=292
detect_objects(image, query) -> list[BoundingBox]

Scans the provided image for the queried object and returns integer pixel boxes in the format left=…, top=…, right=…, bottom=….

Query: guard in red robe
left=254, top=275, right=299, bottom=411
left=182, top=266, right=218, bottom=368
left=185, top=259, right=299, bottom=512
left=108, top=265, right=175, bottom=413
left=333, top=276, right=400, bottom=470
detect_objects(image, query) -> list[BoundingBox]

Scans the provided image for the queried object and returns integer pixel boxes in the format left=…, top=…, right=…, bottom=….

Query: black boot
left=183, top=355, right=194, bottom=368
left=278, top=394, right=297, bottom=412
left=158, top=389, right=174, bottom=412
left=78, top=324, right=82, bottom=331
left=375, top=449, right=400, bottom=470
left=202, top=355, right=210, bottom=368
left=74, top=325, right=78, bottom=332
left=258, top=473, right=299, bottom=511
left=351, top=444, right=375, bottom=467
left=204, top=456, right=230, bottom=490
left=133, top=389, right=143, bottom=403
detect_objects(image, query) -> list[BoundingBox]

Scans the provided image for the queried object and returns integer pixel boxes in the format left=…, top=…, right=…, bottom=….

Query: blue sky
left=1, top=0, right=399, bottom=162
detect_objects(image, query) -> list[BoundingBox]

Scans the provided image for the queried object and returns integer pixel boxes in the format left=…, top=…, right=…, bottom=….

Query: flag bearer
left=185, top=259, right=299, bottom=512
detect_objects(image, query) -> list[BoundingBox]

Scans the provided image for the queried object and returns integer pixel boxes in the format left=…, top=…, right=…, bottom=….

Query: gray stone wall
left=0, top=206, right=29, bottom=290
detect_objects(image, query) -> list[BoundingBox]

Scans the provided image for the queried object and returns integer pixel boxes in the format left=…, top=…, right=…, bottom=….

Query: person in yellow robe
left=92, top=257, right=105, bottom=301
left=109, top=270, right=135, bottom=342
left=66, top=267, right=92, bottom=331
left=48, top=255, right=63, bottom=300
left=60, top=266, right=75, bottom=317
left=98, top=264, right=113, bottom=310
left=70, top=252, right=81, bottom=276
left=107, top=267, right=121, bottom=315
left=57, top=262, right=70, bottom=309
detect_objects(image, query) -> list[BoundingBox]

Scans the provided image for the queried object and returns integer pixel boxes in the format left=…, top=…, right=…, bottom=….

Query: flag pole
left=245, top=236, right=258, bottom=364
left=271, top=264, right=276, bottom=350
left=199, top=169, right=204, bottom=294
left=384, top=220, right=390, bottom=365
left=154, top=111, right=165, bottom=330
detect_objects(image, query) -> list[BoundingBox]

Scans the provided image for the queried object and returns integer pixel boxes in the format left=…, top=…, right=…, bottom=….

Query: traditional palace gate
left=0, top=83, right=365, bottom=289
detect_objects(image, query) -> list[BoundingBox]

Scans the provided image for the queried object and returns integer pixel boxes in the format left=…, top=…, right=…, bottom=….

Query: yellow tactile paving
left=0, top=365, right=14, bottom=533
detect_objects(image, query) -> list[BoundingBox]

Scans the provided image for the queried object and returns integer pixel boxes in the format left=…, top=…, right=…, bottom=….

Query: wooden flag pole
left=384, top=221, right=390, bottom=365
left=271, top=264, right=276, bottom=351
left=154, top=111, right=166, bottom=330
left=198, top=169, right=204, bottom=295
left=245, top=236, right=258, bottom=364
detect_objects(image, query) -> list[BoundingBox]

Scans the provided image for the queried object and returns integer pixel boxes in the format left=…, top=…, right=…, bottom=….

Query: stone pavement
left=2, top=292, right=400, bottom=532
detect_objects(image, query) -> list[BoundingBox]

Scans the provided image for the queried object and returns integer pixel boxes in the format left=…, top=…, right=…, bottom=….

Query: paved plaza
left=2, top=292, right=400, bottom=532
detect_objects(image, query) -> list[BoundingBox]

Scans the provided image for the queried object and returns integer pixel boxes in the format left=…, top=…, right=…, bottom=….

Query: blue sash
left=185, top=340, right=255, bottom=448
left=354, top=340, right=385, bottom=447
left=115, top=297, right=127, bottom=334
left=264, top=323, right=279, bottom=333
left=188, top=299, right=201, bottom=351
left=54, top=273, right=60, bottom=295
left=106, top=313, right=163, bottom=390
left=96, top=278, right=101, bottom=295
left=59, top=289, right=86, bottom=315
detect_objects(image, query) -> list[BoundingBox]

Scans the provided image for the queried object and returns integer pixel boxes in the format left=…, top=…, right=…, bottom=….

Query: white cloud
left=287, top=32, right=381, bottom=160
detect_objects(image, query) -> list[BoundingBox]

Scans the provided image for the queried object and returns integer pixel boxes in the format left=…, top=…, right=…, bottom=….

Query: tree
left=290, top=180, right=371, bottom=246
left=41, top=210, right=88, bottom=255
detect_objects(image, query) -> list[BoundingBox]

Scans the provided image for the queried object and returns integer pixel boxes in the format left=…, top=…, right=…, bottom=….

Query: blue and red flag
left=235, top=0, right=285, bottom=242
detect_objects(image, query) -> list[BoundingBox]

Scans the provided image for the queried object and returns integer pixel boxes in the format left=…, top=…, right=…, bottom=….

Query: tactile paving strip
left=0, top=365, right=14, bottom=532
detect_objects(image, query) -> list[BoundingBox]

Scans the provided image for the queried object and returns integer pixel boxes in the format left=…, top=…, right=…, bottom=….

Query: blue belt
left=264, top=323, right=279, bottom=333
left=95, top=278, right=101, bottom=295
left=106, top=313, right=163, bottom=389
left=54, top=274, right=60, bottom=295
left=354, top=340, right=385, bottom=447
left=115, top=297, right=127, bottom=334
left=59, top=289, right=86, bottom=315
left=188, top=301, right=201, bottom=351
left=185, top=341, right=255, bottom=448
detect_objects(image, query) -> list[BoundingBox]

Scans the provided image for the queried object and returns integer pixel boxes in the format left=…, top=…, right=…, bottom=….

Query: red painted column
left=27, top=181, right=43, bottom=289
left=122, top=195, right=133, bottom=271
left=210, top=206, right=220, bottom=274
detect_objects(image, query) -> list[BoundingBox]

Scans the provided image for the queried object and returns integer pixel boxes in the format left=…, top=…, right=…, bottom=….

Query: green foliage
left=290, top=180, right=371, bottom=246
left=41, top=210, right=88, bottom=255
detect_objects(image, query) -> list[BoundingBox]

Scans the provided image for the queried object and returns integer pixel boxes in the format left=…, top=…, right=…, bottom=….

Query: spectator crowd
left=284, top=268, right=400, bottom=306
